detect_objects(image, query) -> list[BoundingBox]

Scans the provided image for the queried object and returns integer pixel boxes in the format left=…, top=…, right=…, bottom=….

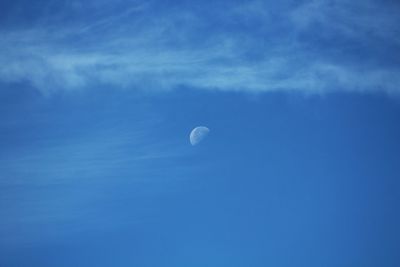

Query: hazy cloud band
left=0, top=0, right=399, bottom=95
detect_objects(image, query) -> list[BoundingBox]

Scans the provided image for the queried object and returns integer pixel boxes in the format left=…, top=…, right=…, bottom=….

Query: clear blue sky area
left=1, top=1, right=400, bottom=266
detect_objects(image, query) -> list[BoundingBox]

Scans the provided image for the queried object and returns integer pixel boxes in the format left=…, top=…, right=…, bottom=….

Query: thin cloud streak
left=0, top=125, right=187, bottom=186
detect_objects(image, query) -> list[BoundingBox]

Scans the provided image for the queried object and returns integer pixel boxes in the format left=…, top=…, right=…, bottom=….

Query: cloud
left=291, top=0, right=400, bottom=43
left=0, top=0, right=399, bottom=95
left=0, top=110, right=190, bottom=244
left=0, top=120, right=186, bottom=186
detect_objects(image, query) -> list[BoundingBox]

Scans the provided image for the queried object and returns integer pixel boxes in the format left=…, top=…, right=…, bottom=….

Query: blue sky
left=1, top=0, right=400, bottom=266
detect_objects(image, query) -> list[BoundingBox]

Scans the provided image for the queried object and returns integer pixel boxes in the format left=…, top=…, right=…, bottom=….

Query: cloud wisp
left=0, top=0, right=399, bottom=95
left=0, top=106, right=191, bottom=244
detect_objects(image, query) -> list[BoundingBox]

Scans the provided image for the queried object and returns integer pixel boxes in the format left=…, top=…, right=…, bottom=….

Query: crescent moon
left=189, top=126, right=210, bottom=145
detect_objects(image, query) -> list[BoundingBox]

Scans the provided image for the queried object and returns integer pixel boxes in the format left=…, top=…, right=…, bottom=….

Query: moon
left=190, top=126, right=210, bottom=145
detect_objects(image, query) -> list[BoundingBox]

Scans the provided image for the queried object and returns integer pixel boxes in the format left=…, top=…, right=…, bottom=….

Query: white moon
left=190, top=126, right=210, bottom=145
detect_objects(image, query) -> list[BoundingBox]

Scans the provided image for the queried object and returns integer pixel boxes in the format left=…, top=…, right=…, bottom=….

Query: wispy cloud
left=0, top=0, right=399, bottom=94
left=0, top=108, right=191, bottom=244
left=0, top=122, right=186, bottom=186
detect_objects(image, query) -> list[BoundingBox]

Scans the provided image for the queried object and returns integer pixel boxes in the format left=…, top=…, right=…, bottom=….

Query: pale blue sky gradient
left=1, top=1, right=400, bottom=266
